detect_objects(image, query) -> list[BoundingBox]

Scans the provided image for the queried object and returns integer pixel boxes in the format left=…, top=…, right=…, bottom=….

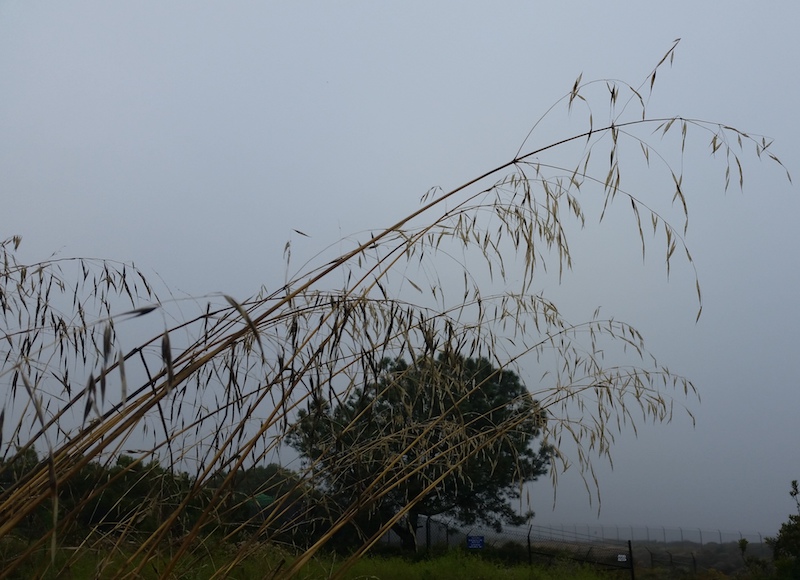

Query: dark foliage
left=767, top=480, right=800, bottom=578
left=288, top=354, right=550, bottom=551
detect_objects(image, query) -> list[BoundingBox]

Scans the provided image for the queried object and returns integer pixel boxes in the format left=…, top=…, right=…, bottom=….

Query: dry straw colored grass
left=0, top=42, right=790, bottom=579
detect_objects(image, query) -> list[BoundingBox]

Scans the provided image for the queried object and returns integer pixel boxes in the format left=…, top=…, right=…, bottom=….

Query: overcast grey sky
left=1, top=2, right=798, bottom=536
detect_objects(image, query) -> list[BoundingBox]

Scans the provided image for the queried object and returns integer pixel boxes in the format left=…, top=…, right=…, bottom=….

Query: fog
left=1, top=1, right=797, bottom=536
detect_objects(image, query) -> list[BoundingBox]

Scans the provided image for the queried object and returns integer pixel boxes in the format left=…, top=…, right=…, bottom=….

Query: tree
left=226, top=463, right=322, bottom=543
left=288, top=354, right=550, bottom=551
left=767, top=480, right=800, bottom=578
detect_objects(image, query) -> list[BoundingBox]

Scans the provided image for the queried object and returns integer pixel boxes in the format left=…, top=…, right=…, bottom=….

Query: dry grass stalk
left=0, top=46, right=790, bottom=578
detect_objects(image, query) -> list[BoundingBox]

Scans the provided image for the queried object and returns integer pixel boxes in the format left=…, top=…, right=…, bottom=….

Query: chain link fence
left=381, top=519, right=771, bottom=576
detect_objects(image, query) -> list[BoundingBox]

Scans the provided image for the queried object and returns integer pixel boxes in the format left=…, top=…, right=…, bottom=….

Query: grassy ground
left=343, top=551, right=612, bottom=580
left=0, top=537, right=622, bottom=579
left=5, top=535, right=773, bottom=579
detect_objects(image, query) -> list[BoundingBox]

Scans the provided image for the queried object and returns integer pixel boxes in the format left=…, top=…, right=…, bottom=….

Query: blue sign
left=466, top=535, right=484, bottom=549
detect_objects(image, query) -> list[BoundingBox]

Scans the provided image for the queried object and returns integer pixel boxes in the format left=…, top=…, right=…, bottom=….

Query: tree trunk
left=392, top=512, right=419, bottom=552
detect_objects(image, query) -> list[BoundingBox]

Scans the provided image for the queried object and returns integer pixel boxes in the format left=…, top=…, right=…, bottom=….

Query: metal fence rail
left=529, top=523, right=766, bottom=545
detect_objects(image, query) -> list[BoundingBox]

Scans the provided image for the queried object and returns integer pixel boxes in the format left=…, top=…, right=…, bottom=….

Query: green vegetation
left=0, top=45, right=791, bottom=578
left=288, top=355, right=550, bottom=552
left=0, top=539, right=624, bottom=580
left=344, top=551, right=608, bottom=580
left=1, top=539, right=781, bottom=580
left=766, top=481, right=800, bottom=578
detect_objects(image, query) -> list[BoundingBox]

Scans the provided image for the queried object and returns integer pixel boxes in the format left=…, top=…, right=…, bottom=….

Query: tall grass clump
left=0, top=42, right=790, bottom=579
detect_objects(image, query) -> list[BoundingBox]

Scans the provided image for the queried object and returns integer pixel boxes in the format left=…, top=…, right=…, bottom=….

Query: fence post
left=628, top=539, right=636, bottom=580
left=426, top=516, right=431, bottom=553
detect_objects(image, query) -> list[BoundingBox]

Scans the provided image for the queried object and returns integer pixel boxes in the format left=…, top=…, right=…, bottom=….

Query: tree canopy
left=767, top=480, right=800, bottom=578
left=288, top=354, right=550, bottom=550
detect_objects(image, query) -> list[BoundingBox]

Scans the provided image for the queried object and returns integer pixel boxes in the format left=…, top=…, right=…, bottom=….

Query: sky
left=1, top=2, right=798, bottom=537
